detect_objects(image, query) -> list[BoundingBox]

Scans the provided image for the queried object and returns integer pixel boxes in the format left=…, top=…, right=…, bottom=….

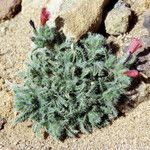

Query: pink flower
left=40, top=7, right=51, bottom=26
left=123, top=70, right=139, bottom=78
left=128, top=38, right=142, bottom=54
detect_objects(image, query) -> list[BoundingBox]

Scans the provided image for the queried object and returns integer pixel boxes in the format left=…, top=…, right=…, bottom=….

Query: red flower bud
left=123, top=70, right=139, bottom=78
left=40, top=7, right=51, bottom=26
left=128, top=38, right=142, bottom=54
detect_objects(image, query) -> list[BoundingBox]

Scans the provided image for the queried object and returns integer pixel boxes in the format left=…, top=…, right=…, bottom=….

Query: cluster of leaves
left=13, top=25, right=134, bottom=140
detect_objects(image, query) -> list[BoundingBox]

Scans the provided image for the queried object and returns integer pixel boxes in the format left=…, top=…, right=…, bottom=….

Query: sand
left=0, top=0, right=150, bottom=150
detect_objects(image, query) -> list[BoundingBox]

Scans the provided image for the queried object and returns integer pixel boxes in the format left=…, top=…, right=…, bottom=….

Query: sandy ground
left=0, top=0, right=150, bottom=150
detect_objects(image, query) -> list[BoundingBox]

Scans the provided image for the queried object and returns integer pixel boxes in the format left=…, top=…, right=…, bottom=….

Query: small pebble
left=0, top=118, right=7, bottom=130
left=0, top=26, right=8, bottom=36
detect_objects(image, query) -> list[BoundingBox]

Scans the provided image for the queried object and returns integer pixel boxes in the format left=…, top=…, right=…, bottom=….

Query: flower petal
left=128, top=38, right=142, bottom=54
left=123, top=70, right=139, bottom=78
left=40, top=7, right=51, bottom=26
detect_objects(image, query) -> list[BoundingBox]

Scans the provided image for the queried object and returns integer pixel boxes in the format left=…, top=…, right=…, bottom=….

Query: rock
left=141, top=35, right=150, bottom=49
left=0, top=118, right=7, bottom=130
left=0, top=26, right=8, bottom=36
left=145, top=0, right=150, bottom=9
left=105, top=0, right=131, bottom=35
left=0, top=0, right=22, bottom=22
left=139, top=12, right=150, bottom=78
left=136, top=36, right=150, bottom=78
left=143, top=10, right=150, bottom=34
left=47, top=0, right=110, bottom=40
left=137, top=83, right=150, bottom=103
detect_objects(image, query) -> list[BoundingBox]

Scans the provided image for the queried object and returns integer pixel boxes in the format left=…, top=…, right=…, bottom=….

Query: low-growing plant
left=12, top=8, right=141, bottom=140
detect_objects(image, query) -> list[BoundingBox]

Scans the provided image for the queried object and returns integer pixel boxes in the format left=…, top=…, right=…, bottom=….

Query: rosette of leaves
left=13, top=25, right=134, bottom=140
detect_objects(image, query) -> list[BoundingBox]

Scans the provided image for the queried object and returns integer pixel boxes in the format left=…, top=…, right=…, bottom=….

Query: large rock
left=124, top=0, right=150, bottom=15
left=0, top=0, right=22, bottom=22
left=105, top=0, right=131, bottom=35
left=47, top=0, right=110, bottom=40
left=137, top=34, right=150, bottom=78
left=143, top=10, right=150, bottom=34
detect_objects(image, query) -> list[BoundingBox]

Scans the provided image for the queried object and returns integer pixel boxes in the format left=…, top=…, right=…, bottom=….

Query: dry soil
left=0, top=0, right=150, bottom=150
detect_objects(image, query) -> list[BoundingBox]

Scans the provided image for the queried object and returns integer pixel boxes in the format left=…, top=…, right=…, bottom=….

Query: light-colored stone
left=0, top=0, right=22, bottom=22
left=124, top=0, right=150, bottom=15
left=0, top=26, right=8, bottom=36
left=105, top=0, right=131, bottom=35
left=145, top=0, right=150, bottom=9
left=143, top=10, right=150, bottom=33
left=47, top=0, right=110, bottom=40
